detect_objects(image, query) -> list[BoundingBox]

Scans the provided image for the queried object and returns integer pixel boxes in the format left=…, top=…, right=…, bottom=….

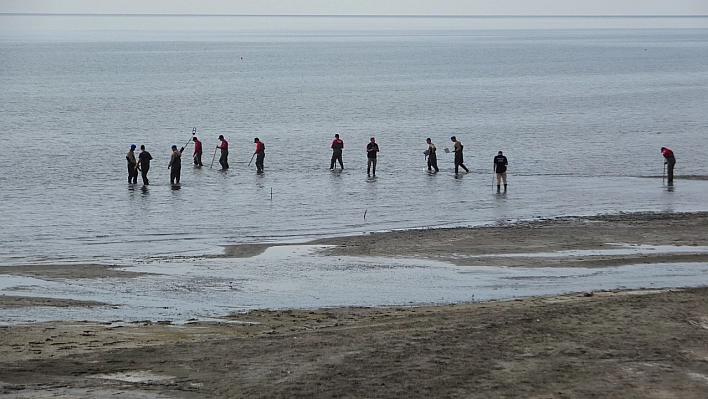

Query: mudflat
left=312, top=211, right=708, bottom=268
left=2, top=212, right=708, bottom=398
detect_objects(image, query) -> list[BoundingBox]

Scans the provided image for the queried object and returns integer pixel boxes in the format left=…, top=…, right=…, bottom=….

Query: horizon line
left=2, top=13, right=707, bottom=18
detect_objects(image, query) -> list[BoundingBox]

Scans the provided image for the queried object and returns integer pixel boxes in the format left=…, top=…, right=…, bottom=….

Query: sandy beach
left=2, top=212, right=708, bottom=398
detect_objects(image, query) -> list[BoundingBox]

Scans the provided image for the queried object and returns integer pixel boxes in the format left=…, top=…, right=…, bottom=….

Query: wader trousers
left=666, top=157, right=676, bottom=184
left=331, top=150, right=343, bottom=169
left=141, top=166, right=150, bottom=185
left=427, top=154, right=438, bottom=172
left=219, top=149, right=229, bottom=169
left=128, top=162, right=138, bottom=183
left=454, top=152, right=468, bottom=174
left=170, top=165, right=181, bottom=185
left=256, top=152, right=265, bottom=172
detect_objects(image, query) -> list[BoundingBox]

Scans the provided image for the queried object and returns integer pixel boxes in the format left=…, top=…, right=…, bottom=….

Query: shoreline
left=1, top=210, right=707, bottom=308
left=221, top=211, right=708, bottom=268
left=2, top=210, right=708, bottom=397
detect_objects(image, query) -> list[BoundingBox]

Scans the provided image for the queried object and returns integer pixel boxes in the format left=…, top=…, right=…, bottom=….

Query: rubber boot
left=504, top=184, right=507, bottom=191
left=497, top=185, right=501, bottom=192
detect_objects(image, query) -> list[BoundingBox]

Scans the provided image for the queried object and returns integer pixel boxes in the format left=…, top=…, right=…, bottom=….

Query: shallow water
left=1, top=245, right=708, bottom=324
left=2, top=26, right=708, bottom=266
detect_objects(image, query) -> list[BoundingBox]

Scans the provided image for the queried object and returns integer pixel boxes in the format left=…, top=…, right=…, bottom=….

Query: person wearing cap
left=450, top=136, right=469, bottom=174
left=168, top=145, right=184, bottom=185
left=493, top=151, right=508, bottom=191
left=330, top=134, right=344, bottom=170
left=217, top=135, right=228, bottom=169
left=253, top=138, right=266, bottom=173
left=425, top=138, right=438, bottom=172
left=126, top=144, right=138, bottom=183
left=135, top=145, right=153, bottom=185
left=366, top=137, right=379, bottom=176
left=661, top=147, right=676, bottom=184
left=192, top=136, right=203, bottom=166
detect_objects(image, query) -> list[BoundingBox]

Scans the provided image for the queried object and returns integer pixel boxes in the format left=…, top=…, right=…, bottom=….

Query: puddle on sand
left=90, top=370, right=174, bottom=383
left=254, top=245, right=335, bottom=260
left=454, top=244, right=708, bottom=258
left=0, top=275, right=54, bottom=291
left=1, top=245, right=708, bottom=325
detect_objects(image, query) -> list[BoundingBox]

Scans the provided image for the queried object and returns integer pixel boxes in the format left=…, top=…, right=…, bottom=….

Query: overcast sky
left=2, top=0, right=707, bottom=16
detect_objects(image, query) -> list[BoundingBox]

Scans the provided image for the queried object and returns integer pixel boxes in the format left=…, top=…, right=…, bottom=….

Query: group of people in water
left=125, top=134, right=512, bottom=189
left=124, top=130, right=678, bottom=191
left=125, top=135, right=266, bottom=185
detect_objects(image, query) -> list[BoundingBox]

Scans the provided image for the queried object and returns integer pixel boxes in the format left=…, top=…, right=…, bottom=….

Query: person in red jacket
left=192, top=136, right=203, bottom=166
left=217, top=135, right=228, bottom=169
left=254, top=138, right=266, bottom=173
left=661, top=147, right=676, bottom=184
left=330, top=134, right=344, bottom=170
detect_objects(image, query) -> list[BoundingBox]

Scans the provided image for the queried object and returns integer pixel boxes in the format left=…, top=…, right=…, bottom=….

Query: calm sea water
left=2, top=18, right=708, bottom=266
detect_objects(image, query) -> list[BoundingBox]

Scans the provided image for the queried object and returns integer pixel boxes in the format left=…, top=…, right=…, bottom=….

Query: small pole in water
left=662, top=162, right=666, bottom=185
left=270, top=187, right=273, bottom=200
left=364, top=210, right=367, bottom=220
left=210, top=147, right=218, bottom=169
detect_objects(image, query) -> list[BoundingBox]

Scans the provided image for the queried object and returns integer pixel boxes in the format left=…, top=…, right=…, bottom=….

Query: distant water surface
left=1, top=19, right=708, bottom=265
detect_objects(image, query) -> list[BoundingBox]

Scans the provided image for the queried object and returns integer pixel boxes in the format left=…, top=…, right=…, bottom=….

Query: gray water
left=3, top=245, right=708, bottom=324
left=2, top=19, right=708, bottom=266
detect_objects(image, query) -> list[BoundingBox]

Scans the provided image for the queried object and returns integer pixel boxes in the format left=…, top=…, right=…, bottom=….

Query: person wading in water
left=192, top=136, right=203, bottom=166
left=254, top=138, right=266, bottom=173
left=425, top=138, right=439, bottom=172
left=217, top=135, right=229, bottom=169
left=135, top=145, right=153, bottom=185
left=450, top=136, right=469, bottom=175
left=168, top=145, right=184, bottom=185
left=126, top=144, right=138, bottom=183
left=661, top=147, right=676, bottom=184
left=366, top=137, right=379, bottom=176
left=493, top=150, right=508, bottom=191
left=331, top=134, right=344, bottom=170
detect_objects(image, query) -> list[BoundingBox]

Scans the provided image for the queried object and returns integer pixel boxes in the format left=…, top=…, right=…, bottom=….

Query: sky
left=2, top=0, right=707, bottom=16
left=1, top=0, right=706, bottom=35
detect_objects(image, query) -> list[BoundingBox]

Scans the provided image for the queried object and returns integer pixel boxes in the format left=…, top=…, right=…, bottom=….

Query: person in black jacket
left=135, top=145, right=153, bottom=185
left=493, top=151, right=508, bottom=191
left=366, top=137, right=379, bottom=176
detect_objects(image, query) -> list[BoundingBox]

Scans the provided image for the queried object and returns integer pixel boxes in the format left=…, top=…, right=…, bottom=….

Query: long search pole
left=210, top=148, right=218, bottom=169
left=183, top=127, right=196, bottom=149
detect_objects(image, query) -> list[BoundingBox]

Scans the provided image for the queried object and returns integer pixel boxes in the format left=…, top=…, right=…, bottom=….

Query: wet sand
left=311, top=211, right=708, bottom=268
left=2, top=211, right=708, bottom=398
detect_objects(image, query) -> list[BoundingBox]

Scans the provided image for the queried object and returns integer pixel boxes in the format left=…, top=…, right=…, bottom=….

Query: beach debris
left=583, top=291, right=594, bottom=297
